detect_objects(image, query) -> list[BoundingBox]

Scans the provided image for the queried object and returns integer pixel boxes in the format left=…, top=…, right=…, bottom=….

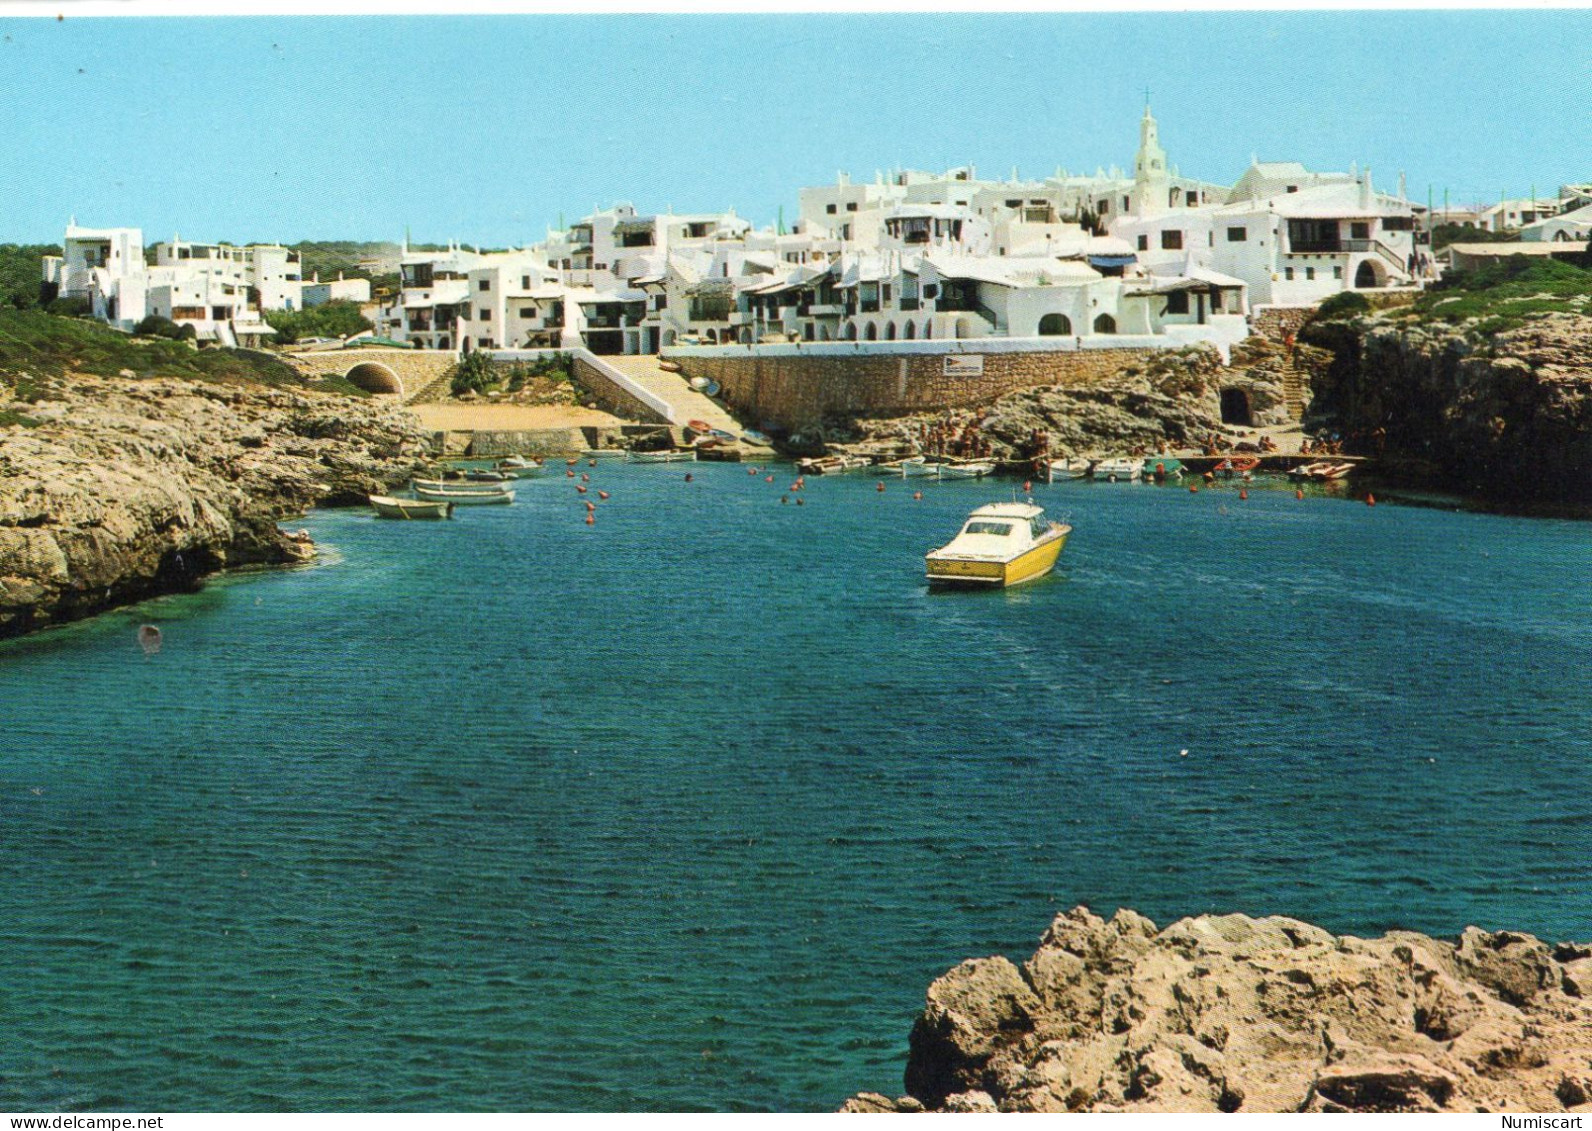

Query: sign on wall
left=943, top=355, right=984, bottom=377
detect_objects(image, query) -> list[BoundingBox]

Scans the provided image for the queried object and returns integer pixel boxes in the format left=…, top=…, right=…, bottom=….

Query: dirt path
left=409, top=403, right=625, bottom=431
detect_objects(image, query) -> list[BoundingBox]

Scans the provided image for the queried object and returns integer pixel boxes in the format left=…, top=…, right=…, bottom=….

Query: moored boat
left=936, top=458, right=995, bottom=480
left=925, top=502, right=1071, bottom=588
left=741, top=429, right=774, bottom=447
left=889, top=456, right=936, bottom=478
left=1147, top=458, right=1185, bottom=481
left=464, top=469, right=512, bottom=482
left=628, top=449, right=697, bottom=463
left=689, top=376, right=721, bottom=396
left=1092, top=457, right=1144, bottom=482
left=798, top=454, right=871, bottom=475
left=495, top=457, right=544, bottom=477
left=581, top=449, right=628, bottom=460
left=413, top=484, right=515, bottom=505
left=1289, top=460, right=1355, bottom=482
left=369, top=494, right=452, bottom=519
left=413, top=477, right=518, bottom=495
left=1047, top=457, right=1091, bottom=482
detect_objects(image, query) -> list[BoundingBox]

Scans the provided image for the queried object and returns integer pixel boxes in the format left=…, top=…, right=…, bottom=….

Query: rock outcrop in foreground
left=844, top=907, right=1592, bottom=1113
left=0, top=373, right=432, bottom=638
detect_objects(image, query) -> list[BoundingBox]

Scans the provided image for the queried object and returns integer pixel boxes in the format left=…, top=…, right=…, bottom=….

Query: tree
left=0, top=244, right=61, bottom=310
left=263, top=299, right=373, bottom=346
left=450, top=350, right=498, bottom=396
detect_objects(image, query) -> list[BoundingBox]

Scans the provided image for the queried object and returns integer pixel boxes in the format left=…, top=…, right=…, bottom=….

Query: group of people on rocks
left=914, top=415, right=994, bottom=459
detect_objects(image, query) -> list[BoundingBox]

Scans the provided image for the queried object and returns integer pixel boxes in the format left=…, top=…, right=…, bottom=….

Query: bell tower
left=1131, top=101, right=1170, bottom=217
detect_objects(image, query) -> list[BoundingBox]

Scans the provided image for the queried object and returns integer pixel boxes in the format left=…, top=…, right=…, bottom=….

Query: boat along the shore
left=413, top=477, right=518, bottom=495
left=581, top=449, right=628, bottom=460
left=935, top=458, right=995, bottom=480
left=495, top=457, right=545, bottom=477
left=925, top=502, right=1071, bottom=588
left=413, top=484, right=515, bottom=505
left=741, top=429, right=774, bottom=447
left=1289, top=460, right=1355, bottom=482
left=1147, top=458, right=1185, bottom=481
left=1092, top=457, right=1144, bottom=482
left=465, top=469, right=513, bottom=482
left=1047, top=457, right=1091, bottom=482
left=369, top=495, right=452, bottom=520
left=628, top=449, right=697, bottom=463
left=886, top=456, right=936, bottom=478
left=797, top=454, right=871, bottom=475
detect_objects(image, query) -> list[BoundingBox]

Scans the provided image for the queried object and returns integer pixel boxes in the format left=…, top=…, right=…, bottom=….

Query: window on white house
left=1137, top=235, right=1148, bottom=251
left=1161, top=230, right=1184, bottom=251
left=519, top=307, right=535, bottom=318
left=1165, top=291, right=1189, bottom=314
left=1334, top=266, right=1343, bottom=279
left=846, top=202, right=858, bottom=212
left=1306, top=267, right=1315, bottom=280
left=479, top=280, right=489, bottom=291
left=1285, top=267, right=1295, bottom=280
left=1227, top=226, right=1247, bottom=242
left=826, top=204, right=836, bottom=214
left=479, top=307, right=491, bottom=319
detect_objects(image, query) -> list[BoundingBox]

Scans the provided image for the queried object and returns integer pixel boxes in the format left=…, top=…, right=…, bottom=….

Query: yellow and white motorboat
left=925, top=502, right=1071, bottom=588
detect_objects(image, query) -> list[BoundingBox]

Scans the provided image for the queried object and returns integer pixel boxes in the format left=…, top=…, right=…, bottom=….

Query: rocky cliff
left=0, top=372, right=432, bottom=638
left=844, top=907, right=1592, bottom=1113
left=849, top=341, right=1308, bottom=461
left=1304, top=312, right=1592, bottom=501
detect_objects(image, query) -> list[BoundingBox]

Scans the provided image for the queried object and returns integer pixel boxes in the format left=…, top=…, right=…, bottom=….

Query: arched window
left=864, top=323, right=878, bottom=341
left=1093, top=314, right=1116, bottom=334
left=843, top=323, right=857, bottom=341
left=1039, top=313, right=1072, bottom=336
left=903, top=321, right=916, bottom=340
left=884, top=322, right=896, bottom=340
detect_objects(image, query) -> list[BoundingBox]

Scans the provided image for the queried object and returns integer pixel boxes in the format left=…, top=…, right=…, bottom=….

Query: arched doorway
left=903, top=321, right=916, bottom=340
left=843, top=323, right=857, bottom=341
left=1039, top=313, right=1072, bottom=336
left=864, top=323, right=877, bottom=341
left=884, top=322, right=896, bottom=340
left=1354, top=260, right=1383, bottom=289
left=1220, top=387, right=1252, bottom=426
left=1093, top=314, right=1116, bottom=334
left=344, top=361, right=404, bottom=396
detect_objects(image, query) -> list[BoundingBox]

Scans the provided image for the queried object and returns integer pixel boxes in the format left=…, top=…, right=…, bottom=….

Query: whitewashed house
left=53, top=224, right=148, bottom=330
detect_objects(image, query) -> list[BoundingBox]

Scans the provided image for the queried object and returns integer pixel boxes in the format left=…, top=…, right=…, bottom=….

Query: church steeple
left=1131, top=102, right=1170, bottom=216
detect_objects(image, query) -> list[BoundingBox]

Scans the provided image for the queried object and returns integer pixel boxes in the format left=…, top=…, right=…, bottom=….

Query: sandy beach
left=410, top=403, right=626, bottom=432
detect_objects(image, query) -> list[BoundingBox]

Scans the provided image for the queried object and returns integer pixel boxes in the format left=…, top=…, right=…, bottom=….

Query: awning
left=1087, top=255, right=1138, bottom=269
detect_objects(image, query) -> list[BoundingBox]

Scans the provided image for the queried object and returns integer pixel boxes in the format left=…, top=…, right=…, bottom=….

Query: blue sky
left=1, top=12, right=1588, bottom=245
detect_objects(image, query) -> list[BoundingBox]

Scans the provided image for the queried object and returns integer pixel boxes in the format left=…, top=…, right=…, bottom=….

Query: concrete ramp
left=596, top=354, right=744, bottom=434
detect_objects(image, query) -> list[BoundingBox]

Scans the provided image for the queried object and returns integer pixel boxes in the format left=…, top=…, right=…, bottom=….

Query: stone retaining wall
left=674, top=347, right=1159, bottom=431
left=571, top=356, right=671, bottom=424
left=428, top=428, right=590, bottom=457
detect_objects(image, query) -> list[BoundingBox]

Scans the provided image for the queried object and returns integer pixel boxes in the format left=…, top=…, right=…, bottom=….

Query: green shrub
left=134, top=314, right=188, bottom=340
left=450, top=350, right=498, bottom=396
left=1315, top=292, right=1371, bottom=321
left=46, top=295, right=92, bottom=318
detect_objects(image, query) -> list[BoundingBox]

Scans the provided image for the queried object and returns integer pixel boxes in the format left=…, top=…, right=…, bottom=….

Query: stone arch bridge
left=282, top=349, right=457, bottom=402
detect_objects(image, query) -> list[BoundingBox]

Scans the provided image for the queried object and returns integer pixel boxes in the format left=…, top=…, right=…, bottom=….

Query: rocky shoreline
left=843, top=907, right=1592, bottom=1113
left=0, top=372, right=432, bottom=639
left=1302, top=311, right=1592, bottom=502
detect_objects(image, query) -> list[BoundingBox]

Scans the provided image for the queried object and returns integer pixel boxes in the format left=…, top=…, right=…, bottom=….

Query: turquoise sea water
left=3, top=465, right=1591, bottom=1112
